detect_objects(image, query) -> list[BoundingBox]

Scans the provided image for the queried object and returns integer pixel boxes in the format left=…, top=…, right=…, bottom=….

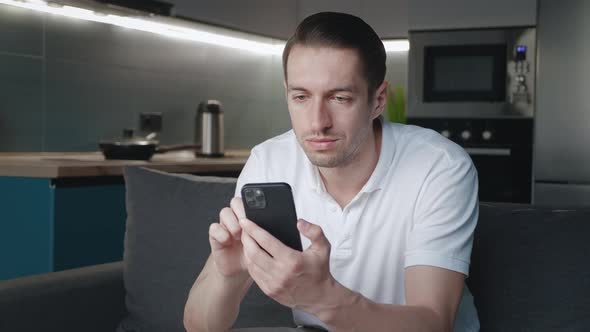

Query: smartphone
left=241, top=182, right=302, bottom=251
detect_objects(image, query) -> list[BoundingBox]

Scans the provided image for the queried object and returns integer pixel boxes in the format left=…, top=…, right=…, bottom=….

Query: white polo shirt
left=235, top=119, right=480, bottom=331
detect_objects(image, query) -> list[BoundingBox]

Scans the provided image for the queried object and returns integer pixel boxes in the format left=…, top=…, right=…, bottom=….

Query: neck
left=318, top=120, right=382, bottom=209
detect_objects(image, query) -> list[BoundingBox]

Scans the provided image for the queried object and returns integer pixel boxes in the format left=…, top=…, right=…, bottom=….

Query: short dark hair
left=282, top=12, right=386, bottom=97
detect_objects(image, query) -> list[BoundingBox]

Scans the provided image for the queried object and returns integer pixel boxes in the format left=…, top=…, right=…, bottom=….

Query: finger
left=297, top=219, right=330, bottom=253
left=230, top=196, right=247, bottom=220
left=209, top=223, right=231, bottom=250
left=241, top=232, right=274, bottom=294
left=219, top=207, right=241, bottom=240
left=247, top=259, right=274, bottom=298
left=240, top=218, right=294, bottom=259
left=241, top=230, right=275, bottom=272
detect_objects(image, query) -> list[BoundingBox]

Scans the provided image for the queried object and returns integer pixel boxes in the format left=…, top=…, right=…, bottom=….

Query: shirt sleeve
left=404, top=152, right=479, bottom=276
left=234, top=148, right=265, bottom=198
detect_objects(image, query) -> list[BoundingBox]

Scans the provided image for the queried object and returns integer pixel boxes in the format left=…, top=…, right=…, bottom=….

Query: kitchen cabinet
left=297, top=0, right=408, bottom=38
left=0, top=176, right=126, bottom=280
left=0, top=151, right=248, bottom=280
left=360, top=0, right=409, bottom=38
left=167, top=0, right=297, bottom=39
left=408, top=0, right=537, bottom=31
left=296, top=0, right=361, bottom=22
left=533, top=0, right=590, bottom=206
left=166, top=0, right=408, bottom=39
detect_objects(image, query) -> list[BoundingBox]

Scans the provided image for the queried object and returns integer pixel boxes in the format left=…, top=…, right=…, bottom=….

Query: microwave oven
left=408, top=27, right=536, bottom=118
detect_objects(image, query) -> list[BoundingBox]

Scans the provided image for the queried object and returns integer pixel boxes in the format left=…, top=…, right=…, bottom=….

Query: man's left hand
left=239, top=217, right=335, bottom=312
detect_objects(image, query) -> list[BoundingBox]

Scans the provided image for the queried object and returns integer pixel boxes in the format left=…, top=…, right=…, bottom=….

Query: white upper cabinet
left=167, top=0, right=298, bottom=39
left=409, top=0, right=537, bottom=31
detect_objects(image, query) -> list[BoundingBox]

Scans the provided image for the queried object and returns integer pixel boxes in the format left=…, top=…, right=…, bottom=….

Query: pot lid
left=100, top=129, right=159, bottom=146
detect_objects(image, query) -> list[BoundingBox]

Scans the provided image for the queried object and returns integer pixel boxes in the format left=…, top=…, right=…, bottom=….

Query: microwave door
left=423, top=44, right=507, bottom=103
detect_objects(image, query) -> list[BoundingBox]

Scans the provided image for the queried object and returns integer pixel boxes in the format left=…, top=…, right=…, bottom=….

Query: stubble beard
left=300, top=126, right=370, bottom=168
left=305, top=147, right=345, bottom=168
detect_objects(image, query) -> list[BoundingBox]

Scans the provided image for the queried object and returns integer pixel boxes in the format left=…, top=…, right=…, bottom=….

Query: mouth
left=306, top=137, right=338, bottom=151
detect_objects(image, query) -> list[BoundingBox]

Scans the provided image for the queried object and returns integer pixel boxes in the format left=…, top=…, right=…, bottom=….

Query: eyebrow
left=287, top=86, right=357, bottom=93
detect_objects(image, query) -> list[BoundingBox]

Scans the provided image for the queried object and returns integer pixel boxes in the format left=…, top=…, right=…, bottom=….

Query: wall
left=0, top=4, right=408, bottom=152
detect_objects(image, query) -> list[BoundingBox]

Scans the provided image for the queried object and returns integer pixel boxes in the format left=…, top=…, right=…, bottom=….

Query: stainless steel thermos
left=195, top=100, right=225, bottom=157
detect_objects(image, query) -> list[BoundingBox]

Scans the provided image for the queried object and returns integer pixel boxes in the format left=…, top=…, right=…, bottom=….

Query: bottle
left=195, top=100, right=225, bottom=157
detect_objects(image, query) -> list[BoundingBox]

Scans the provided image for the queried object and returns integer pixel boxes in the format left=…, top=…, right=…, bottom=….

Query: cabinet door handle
left=464, top=148, right=511, bottom=156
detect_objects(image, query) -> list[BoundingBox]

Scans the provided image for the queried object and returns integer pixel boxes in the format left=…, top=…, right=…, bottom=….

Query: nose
left=310, top=98, right=332, bottom=133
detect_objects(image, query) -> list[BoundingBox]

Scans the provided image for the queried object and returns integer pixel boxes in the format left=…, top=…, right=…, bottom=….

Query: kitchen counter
left=0, top=149, right=251, bottom=280
left=0, top=150, right=250, bottom=178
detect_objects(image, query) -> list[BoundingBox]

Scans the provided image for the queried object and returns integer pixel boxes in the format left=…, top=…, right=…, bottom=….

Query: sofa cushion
left=468, top=202, right=590, bottom=332
left=118, top=167, right=293, bottom=332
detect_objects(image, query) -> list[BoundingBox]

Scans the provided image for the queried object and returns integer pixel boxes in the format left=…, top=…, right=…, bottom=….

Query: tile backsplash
left=0, top=5, right=407, bottom=152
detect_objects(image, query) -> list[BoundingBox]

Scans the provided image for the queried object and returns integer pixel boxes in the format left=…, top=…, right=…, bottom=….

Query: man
left=184, top=12, right=479, bottom=332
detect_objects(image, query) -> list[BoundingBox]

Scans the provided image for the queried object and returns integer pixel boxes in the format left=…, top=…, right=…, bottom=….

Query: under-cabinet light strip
left=0, top=0, right=409, bottom=54
left=383, top=40, right=410, bottom=52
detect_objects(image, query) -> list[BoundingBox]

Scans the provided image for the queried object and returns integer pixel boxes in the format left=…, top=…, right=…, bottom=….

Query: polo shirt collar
left=359, top=117, right=395, bottom=193
left=303, top=152, right=324, bottom=193
left=303, top=117, right=396, bottom=195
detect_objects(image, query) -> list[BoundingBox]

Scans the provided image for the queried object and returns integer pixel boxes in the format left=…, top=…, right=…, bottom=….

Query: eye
left=292, top=94, right=307, bottom=102
left=333, top=95, right=351, bottom=103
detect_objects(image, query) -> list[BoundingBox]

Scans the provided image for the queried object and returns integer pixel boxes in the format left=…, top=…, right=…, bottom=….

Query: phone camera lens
left=243, top=187, right=266, bottom=209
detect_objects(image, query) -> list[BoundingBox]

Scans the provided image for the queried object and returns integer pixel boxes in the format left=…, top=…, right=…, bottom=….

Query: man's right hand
left=185, top=197, right=253, bottom=332
left=208, top=197, right=249, bottom=278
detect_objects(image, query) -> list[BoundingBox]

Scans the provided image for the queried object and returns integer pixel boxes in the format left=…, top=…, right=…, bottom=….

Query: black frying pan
left=99, top=142, right=201, bottom=161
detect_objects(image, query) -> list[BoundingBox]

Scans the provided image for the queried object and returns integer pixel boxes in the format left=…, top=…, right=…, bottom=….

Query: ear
left=371, top=81, right=387, bottom=120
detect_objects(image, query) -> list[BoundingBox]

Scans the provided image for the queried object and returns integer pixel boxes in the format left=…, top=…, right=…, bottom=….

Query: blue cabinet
left=0, top=176, right=126, bottom=280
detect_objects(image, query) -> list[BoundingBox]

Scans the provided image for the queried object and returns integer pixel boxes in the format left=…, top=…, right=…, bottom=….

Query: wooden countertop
left=0, top=150, right=250, bottom=178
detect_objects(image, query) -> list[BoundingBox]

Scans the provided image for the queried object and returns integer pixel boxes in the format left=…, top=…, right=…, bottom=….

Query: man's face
left=285, top=45, right=381, bottom=168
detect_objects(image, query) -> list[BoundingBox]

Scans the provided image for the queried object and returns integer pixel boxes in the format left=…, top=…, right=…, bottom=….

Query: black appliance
left=408, top=27, right=536, bottom=119
left=408, top=118, right=533, bottom=204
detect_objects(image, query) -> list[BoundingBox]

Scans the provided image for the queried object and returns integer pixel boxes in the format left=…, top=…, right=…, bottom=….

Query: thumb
left=298, top=219, right=331, bottom=253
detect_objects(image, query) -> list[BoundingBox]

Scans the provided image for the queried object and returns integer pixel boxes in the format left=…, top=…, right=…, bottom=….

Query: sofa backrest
left=118, top=167, right=293, bottom=332
left=468, top=202, right=590, bottom=332
left=121, top=167, right=590, bottom=332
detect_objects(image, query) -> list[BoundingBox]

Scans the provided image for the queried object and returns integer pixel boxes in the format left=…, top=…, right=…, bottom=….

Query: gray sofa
left=1, top=167, right=589, bottom=332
